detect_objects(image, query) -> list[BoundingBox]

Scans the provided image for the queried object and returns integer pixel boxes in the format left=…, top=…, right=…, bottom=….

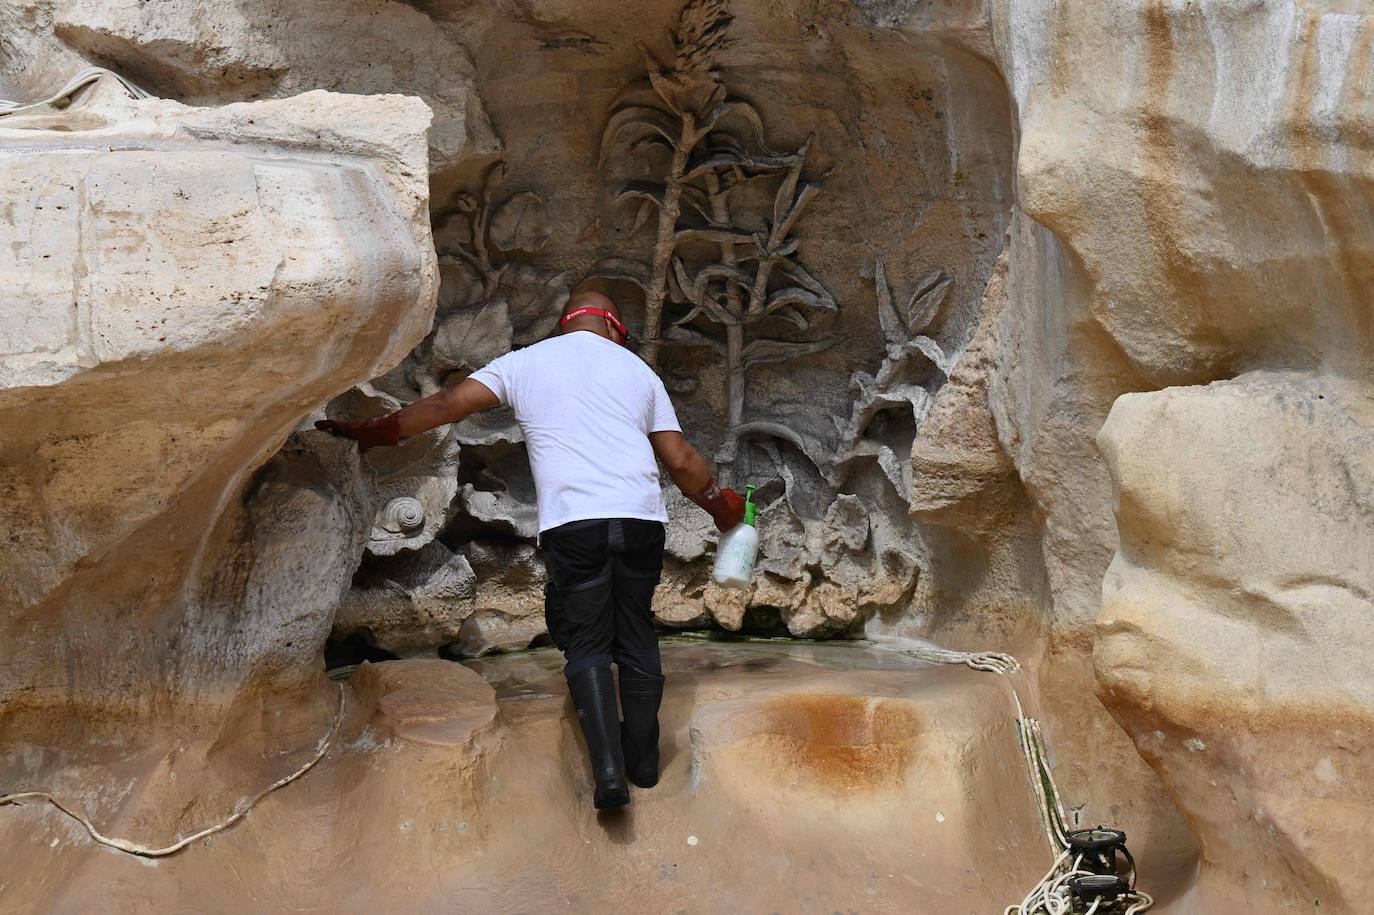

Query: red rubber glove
left=687, top=479, right=746, bottom=532
left=314, top=413, right=402, bottom=451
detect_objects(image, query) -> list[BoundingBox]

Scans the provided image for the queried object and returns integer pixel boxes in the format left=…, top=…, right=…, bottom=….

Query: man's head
left=561, top=290, right=630, bottom=346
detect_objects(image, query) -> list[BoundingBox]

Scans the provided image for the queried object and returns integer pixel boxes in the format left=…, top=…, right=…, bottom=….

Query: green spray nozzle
left=743, top=484, right=757, bottom=527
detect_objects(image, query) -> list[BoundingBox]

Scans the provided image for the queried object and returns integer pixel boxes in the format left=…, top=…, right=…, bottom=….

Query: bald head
left=560, top=290, right=626, bottom=344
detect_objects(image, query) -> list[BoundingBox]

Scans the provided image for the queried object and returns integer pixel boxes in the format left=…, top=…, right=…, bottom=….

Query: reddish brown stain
left=754, top=694, right=921, bottom=794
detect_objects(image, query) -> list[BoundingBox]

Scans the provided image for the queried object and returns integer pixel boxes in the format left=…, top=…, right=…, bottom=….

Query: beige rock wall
left=0, top=86, right=438, bottom=831
left=4, top=2, right=1373, bottom=909
left=1099, top=373, right=1374, bottom=912
left=975, top=1, right=1374, bottom=909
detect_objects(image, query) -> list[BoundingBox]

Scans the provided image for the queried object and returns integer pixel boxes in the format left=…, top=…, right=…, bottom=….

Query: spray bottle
left=711, top=484, right=758, bottom=589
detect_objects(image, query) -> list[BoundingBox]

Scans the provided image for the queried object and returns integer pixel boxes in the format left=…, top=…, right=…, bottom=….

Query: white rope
left=866, top=637, right=1152, bottom=914
left=0, top=67, right=151, bottom=115
left=0, top=683, right=345, bottom=858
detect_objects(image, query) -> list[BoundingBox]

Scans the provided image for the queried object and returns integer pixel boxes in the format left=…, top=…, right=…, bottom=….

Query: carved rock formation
left=0, top=81, right=438, bottom=830
left=4, top=0, right=1373, bottom=911
left=1098, top=374, right=1374, bottom=912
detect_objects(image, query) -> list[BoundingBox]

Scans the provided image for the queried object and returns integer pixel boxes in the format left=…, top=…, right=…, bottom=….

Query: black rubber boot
left=566, top=666, right=630, bottom=809
left=618, top=666, right=665, bottom=789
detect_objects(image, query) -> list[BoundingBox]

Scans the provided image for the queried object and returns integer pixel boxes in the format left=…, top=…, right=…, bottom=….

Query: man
left=318, top=290, right=745, bottom=809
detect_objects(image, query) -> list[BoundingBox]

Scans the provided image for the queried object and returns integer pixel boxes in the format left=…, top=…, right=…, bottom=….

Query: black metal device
left=1067, top=826, right=1129, bottom=875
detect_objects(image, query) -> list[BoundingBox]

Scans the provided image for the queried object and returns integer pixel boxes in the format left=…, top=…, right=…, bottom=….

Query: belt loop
left=608, top=519, right=624, bottom=553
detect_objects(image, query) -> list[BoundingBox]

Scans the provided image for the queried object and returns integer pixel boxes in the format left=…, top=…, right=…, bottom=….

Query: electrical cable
left=0, top=683, right=345, bottom=859
left=865, top=637, right=1153, bottom=914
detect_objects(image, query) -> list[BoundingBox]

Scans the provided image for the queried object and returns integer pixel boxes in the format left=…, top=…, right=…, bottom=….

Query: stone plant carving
left=596, top=0, right=829, bottom=370
left=594, top=0, right=836, bottom=478
left=337, top=159, right=567, bottom=557
left=670, top=137, right=837, bottom=471
left=833, top=255, right=953, bottom=497
left=425, top=159, right=565, bottom=391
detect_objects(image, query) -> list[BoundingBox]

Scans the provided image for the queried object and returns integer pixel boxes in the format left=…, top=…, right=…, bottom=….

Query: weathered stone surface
left=15, top=0, right=499, bottom=175
left=965, top=2, right=1374, bottom=898
left=0, top=83, right=438, bottom=830
left=7, top=0, right=1374, bottom=909
left=0, top=643, right=1056, bottom=912
left=337, top=540, right=477, bottom=654
left=1098, top=373, right=1374, bottom=913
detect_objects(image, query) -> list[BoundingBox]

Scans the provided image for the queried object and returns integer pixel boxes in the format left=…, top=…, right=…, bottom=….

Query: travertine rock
left=31, top=0, right=498, bottom=176
left=337, top=539, right=550, bottom=657
left=337, top=540, right=478, bottom=654
left=1098, top=373, right=1374, bottom=913
left=969, top=1, right=1374, bottom=896
left=0, top=83, right=438, bottom=828
left=0, top=643, right=1054, bottom=912
left=453, top=541, right=549, bottom=656
left=7, top=1, right=1374, bottom=909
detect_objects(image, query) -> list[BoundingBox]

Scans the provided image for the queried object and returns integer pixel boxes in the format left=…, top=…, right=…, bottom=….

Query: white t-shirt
left=468, top=331, right=682, bottom=533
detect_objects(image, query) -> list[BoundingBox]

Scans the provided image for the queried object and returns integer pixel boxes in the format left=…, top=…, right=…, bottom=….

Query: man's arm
left=316, top=377, right=500, bottom=450
left=650, top=430, right=745, bottom=531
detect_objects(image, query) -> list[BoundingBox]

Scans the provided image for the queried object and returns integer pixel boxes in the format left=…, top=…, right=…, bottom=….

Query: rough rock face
left=0, top=80, right=438, bottom=829
left=1, top=0, right=498, bottom=177
left=975, top=1, right=1374, bottom=909
left=5, top=1, right=1374, bottom=911
left=0, top=644, right=1054, bottom=912
left=1098, top=373, right=1374, bottom=912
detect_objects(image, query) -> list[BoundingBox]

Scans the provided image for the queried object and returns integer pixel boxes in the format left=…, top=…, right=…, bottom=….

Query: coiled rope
left=0, top=683, right=345, bottom=859
left=865, top=637, right=1153, bottom=914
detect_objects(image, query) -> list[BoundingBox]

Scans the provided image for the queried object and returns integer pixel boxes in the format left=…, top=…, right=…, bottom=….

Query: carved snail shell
left=380, top=496, right=425, bottom=534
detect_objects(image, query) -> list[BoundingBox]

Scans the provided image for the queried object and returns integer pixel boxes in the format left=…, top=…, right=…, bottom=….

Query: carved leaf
left=910, top=334, right=951, bottom=375
left=758, top=286, right=836, bottom=320
left=599, top=105, right=677, bottom=166
left=741, top=336, right=836, bottom=368
left=585, top=256, right=652, bottom=293
left=770, top=304, right=811, bottom=329
left=734, top=421, right=808, bottom=452
left=717, top=97, right=776, bottom=155
left=905, top=268, right=953, bottom=334
left=678, top=184, right=717, bottom=223
left=615, top=179, right=666, bottom=208
left=773, top=160, right=803, bottom=231
left=672, top=257, right=703, bottom=304
left=774, top=180, right=821, bottom=239
left=774, top=259, right=832, bottom=300
left=631, top=199, right=657, bottom=233
left=682, top=149, right=803, bottom=182
left=672, top=259, right=743, bottom=326
left=644, top=49, right=680, bottom=114
left=874, top=255, right=906, bottom=346
left=629, top=133, right=674, bottom=159
left=489, top=191, right=551, bottom=253
left=672, top=226, right=759, bottom=248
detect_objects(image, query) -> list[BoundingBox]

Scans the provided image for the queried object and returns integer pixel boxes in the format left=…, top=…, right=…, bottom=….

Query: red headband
left=561, top=306, right=629, bottom=346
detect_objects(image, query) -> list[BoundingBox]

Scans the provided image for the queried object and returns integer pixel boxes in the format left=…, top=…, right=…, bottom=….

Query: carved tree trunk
left=721, top=321, right=746, bottom=477
left=641, top=114, right=696, bottom=368
left=704, top=169, right=747, bottom=474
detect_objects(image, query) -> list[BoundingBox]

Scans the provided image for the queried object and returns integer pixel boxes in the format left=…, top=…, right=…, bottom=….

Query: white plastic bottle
left=712, top=484, right=759, bottom=589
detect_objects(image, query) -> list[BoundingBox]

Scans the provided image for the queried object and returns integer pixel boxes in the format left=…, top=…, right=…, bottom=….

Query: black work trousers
left=541, top=518, right=665, bottom=678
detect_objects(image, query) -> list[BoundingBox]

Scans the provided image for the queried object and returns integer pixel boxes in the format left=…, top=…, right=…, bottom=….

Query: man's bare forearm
left=648, top=430, right=745, bottom=531
left=392, top=391, right=458, bottom=438
left=664, top=448, right=712, bottom=494
left=395, top=377, right=501, bottom=438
